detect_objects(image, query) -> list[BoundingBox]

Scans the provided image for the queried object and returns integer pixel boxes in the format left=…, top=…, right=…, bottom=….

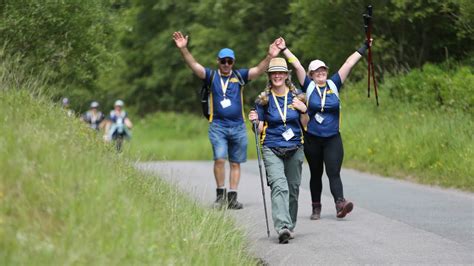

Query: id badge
left=220, top=98, right=231, bottom=108
left=282, top=128, right=295, bottom=141
left=315, top=112, right=325, bottom=124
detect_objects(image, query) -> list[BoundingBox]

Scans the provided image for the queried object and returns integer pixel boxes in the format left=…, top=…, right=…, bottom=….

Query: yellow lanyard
left=218, top=70, right=231, bottom=98
left=315, top=84, right=328, bottom=112
left=271, top=89, right=288, bottom=127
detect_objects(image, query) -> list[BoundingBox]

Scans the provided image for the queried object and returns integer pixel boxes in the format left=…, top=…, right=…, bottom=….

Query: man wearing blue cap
left=173, top=31, right=280, bottom=209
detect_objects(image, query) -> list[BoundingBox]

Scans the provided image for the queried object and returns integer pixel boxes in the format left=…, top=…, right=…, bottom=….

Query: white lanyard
left=271, top=89, right=288, bottom=126
left=218, top=70, right=231, bottom=98
left=315, top=84, right=328, bottom=112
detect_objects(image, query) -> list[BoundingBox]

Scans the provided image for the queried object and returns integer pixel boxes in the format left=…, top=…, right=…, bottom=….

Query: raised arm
left=173, top=31, right=206, bottom=79
left=275, top=37, right=306, bottom=86
left=248, top=40, right=281, bottom=80
left=338, top=39, right=372, bottom=83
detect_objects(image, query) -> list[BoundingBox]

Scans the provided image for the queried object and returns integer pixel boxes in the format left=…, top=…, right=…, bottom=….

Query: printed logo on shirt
left=230, top=77, right=240, bottom=83
left=327, top=89, right=334, bottom=94
left=288, top=104, right=296, bottom=110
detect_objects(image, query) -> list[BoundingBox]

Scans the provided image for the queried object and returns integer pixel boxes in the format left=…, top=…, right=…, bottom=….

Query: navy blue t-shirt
left=108, top=110, right=128, bottom=123
left=255, top=89, right=304, bottom=148
left=301, top=73, right=342, bottom=137
left=205, top=68, right=249, bottom=126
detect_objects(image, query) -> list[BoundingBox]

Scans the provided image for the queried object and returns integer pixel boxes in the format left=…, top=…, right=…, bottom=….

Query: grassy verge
left=0, top=90, right=256, bottom=264
left=341, top=80, right=473, bottom=191
left=131, top=91, right=473, bottom=192
left=129, top=112, right=257, bottom=161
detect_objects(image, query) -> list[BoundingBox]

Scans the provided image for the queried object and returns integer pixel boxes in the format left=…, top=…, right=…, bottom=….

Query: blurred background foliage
left=0, top=0, right=472, bottom=115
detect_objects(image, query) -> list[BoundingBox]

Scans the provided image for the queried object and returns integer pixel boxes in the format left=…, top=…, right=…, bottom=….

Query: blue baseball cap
left=217, top=48, right=235, bottom=59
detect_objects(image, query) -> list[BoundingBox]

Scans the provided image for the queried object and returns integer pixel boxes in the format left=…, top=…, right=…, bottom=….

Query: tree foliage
left=0, top=0, right=124, bottom=111
left=0, top=0, right=472, bottom=114
left=118, top=0, right=472, bottom=115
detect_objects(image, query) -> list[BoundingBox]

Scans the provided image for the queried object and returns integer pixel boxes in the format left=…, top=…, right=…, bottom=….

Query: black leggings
left=303, top=132, right=344, bottom=203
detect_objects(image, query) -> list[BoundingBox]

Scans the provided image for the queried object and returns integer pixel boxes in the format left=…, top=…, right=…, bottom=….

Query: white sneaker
left=289, top=230, right=295, bottom=239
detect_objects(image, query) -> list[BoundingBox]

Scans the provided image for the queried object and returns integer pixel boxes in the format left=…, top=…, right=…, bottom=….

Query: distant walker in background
left=105, top=100, right=133, bottom=152
left=62, top=97, right=74, bottom=117
left=81, top=101, right=105, bottom=131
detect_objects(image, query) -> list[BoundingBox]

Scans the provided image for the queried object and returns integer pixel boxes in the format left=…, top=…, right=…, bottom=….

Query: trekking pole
left=367, top=5, right=379, bottom=106
left=363, top=5, right=379, bottom=106
left=251, top=111, right=270, bottom=237
left=363, top=13, right=371, bottom=99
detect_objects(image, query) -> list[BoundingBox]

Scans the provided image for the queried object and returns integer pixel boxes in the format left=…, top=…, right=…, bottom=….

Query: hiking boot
left=213, top=188, right=227, bottom=209
left=310, top=202, right=322, bottom=220
left=278, top=228, right=291, bottom=244
left=227, top=191, right=243, bottom=209
left=335, top=198, right=353, bottom=218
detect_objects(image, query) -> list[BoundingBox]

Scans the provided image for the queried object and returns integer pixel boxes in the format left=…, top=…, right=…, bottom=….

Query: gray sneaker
left=278, top=228, right=291, bottom=244
left=289, top=230, right=295, bottom=240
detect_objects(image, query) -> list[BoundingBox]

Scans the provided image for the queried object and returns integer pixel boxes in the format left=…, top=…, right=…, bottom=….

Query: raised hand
left=172, top=31, right=188, bottom=49
left=268, top=42, right=280, bottom=58
left=275, top=37, right=286, bottom=50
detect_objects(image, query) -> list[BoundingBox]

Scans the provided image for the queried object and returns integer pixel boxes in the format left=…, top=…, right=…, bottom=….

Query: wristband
left=281, top=47, right=287, bottom=52
left=356, top=42, right=369, bottom=56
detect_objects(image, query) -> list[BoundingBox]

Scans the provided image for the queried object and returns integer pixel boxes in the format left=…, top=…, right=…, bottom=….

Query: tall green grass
left=0, top=85, right=256, bottom=263
left=341, top=80, right=473, bottom=191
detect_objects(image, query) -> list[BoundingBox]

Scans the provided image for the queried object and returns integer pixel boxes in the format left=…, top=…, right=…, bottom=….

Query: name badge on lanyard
left=314, top=85, right=328, bottom=124
left=315, top=112, right=324, bottom=124
left=220, top=98, right=231, bottom=108
left=282, top=128, right=295, bottom=141
left=219, top=70, right=232, bottom=109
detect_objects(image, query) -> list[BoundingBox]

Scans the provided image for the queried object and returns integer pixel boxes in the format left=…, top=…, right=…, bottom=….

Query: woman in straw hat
left=275, top=37, right=372, bottom=220
left=248, top=57, right=308, bottom=244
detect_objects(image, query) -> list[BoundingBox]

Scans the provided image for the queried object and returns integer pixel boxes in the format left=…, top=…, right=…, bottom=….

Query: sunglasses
left=219, top=58, right=234, bottom=65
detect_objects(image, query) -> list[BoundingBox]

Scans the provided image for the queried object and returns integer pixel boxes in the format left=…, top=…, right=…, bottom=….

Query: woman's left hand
left=292, top=97, right=307, bottom=113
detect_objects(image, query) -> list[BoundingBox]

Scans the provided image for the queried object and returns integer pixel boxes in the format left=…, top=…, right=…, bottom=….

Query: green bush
left=384, top=63, right=473, bottom=112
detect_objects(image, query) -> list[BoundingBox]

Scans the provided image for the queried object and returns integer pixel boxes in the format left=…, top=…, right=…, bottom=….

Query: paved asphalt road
left=138, top=161, right=473, bottom=265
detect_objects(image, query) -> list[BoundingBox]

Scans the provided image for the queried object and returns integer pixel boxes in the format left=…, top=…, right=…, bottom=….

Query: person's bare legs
left=214, top=159, right=226, bottom=187
left=229, top=162, right=240, bottom=189
left=228, top=162, right=243, bottom=209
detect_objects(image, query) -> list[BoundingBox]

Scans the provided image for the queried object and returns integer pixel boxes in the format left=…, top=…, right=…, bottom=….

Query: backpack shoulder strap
left=306, top=81, right=316, bottom=106
left=210, top=70, right=216, bottom=84
left=233, top=70, right=245, bottom=86
left=327, top=79, right=339, bottom=99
